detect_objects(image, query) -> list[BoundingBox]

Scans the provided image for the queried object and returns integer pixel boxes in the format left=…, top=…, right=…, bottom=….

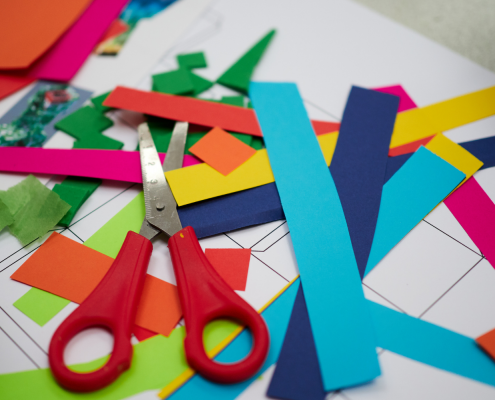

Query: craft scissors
left=48, top=122, right=270, bottom=392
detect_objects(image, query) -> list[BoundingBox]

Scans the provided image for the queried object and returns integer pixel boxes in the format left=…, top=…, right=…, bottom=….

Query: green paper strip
left=177, top=52, right=207, bottom=69
left=52, top=184, right=89, bottom=227
left=13, top=288, right=70, bottom=327
left=72, top=134, right=124, bottom=150
left=216, top=29, right=276, bottom=92
left=62, top=176, right=101, bottom=196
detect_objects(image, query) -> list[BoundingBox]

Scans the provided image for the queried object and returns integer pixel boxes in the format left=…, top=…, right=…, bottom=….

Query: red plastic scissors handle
left=168, top=226, right=270, bottom=383
left=48, top=232, right=152, bottom=392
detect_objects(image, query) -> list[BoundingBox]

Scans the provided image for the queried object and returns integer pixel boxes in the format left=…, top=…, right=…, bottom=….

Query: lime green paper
left=13, top=288, right=70, bottom=326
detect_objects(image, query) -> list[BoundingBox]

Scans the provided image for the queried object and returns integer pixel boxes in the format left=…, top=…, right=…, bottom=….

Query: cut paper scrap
left=103, top=86, right=338, bottom=137
left=133, top=325, right=158, bottom=342
left=217, top=30, right=276, bottom=93
left=390, top=85, right=495, bottom=149
left=161, top=279, right=299, bottom=400
left=177, top=52, right=207, bottom=69
left=311, top=120, right=340, bottom=136
left=153, top=69, right=195, bottom=95
left=0, top=75, right=36, bottom=101
left=268, top=285, right=495, bottom=400
left=384, top=134, right=483, bottom=184
left=364, top=147, right=466, bottom=277
left=0, top=198, right=14, bottom=231
left=0, top=279, right=297, bottom=400
left=96, top=19, right=129, bottom=47
left=0, top=0, right=92, bottom=69
left=104, top=86, right=263, bottom=136
left=10, top=232, right=182, bottom=337
left=204, top=248, right=251, bottom=291
left=388, top=135, right=435, bottom=157
left=0, top=175, right=70, bottom=245
left=444, top=176, right=495, bottom=269
left=189, top=127, right=257, bottom=175
left=459, top=136, right=495, bottom=171
left=165, top=132, right=337, bottom=206
left=250, top=82, right=379, bottom=390
left=373, top=84, right=417, bottom=112
left=13, top=287, right=70, bottom=327
left=0, top=147, right=200, bottom=183
left=476, top=328, right=495, bottom=361
left=330, top=86, right=399, bottom=278
left=25, top=0, right=129, bottom=82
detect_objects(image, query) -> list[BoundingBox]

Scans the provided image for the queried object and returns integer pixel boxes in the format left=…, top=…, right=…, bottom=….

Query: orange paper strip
left=10, top=232, right=182, bottom=336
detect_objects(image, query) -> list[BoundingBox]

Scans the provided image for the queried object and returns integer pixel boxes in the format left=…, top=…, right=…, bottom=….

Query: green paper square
left=14, top=288, right=70, bottom=327
left=55, top=106, right=113, bottom=140
left=152, top=69, right=194, bottom=95
left=177, top=52, right=207, bottom=69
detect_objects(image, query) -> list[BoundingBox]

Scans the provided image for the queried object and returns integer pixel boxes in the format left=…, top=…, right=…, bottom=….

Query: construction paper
left=104, top=86, right=263, bottom=136
left=384, top=134, right=483, bottom=184
left=96, top=19, right=129, bottom=47
left=217, top=30, right=276, bottom=93
left=251, top=136, right=264, bottom=150
left=0, top=279, right=296, bottom=400
left=373, top=84, right=417, bottom=112
left=390, top=85, right=495, bottom=148
left=91, top=91, right=113, bottom=113
left=133, top=325, right=158, bottom=342
left=178, top=182, right=284, bottom=238
left=476, top=328, right=495, bottom=361
left=268, top=285, right=495, bottom=400
left=364, top=147, right=466, bottom=277
left=165, top=132, right=336, bottom=206
left=250, top=82, right=379, bottom=390
left=27, top=0, right=128, bottom=81
left=164, top=280, right=299, bottom=400
left=444, top=177, right=495, bottom=268
left=52, top=184, right=89, bottom=227
left=330, top=86, right=399, bottom=278
left=13, top=287, right=70, bottom=327
left=460, top=135, right=495, bottom=170
left=0, top=147, right=200, bottom=183
left=311, top=120, right=340, bottom=136
left=177, top=52, right=207, bottom=69
left=0, top=175, right=71, bottom=245
left=189, top=127, right=257, bottom=175
left=0, top=0, right=92, bottom=69
left=388, top=136, right=435, bottom=157
left=218, top=95, right=245, bottom=107
left=204, top=248, right=251, bottom=291
left=188, top=72, right=214, bottom=96
left=72, top=133, right=124, bottom=150
left=0, top=81, right=92, bottom=146
left=152, top=69, right=195, bottom=95
left=10, top=232, right=182, bottom=336
left=0, top=75, right=36, bottom=101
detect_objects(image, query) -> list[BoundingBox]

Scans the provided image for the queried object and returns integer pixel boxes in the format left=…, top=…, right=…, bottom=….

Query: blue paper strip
left=459, top=136, right=495, bottom=170
left=250, top=82, right=380, bottom=390
left=268, top=286, right=495, bottom=400
left=330, top=86, right=399, bottom=277
left=384, top=152, right=412, bottom=183
left=168, top=280, right=300, bottom=400
left=364, top=146, right=465, bottom=277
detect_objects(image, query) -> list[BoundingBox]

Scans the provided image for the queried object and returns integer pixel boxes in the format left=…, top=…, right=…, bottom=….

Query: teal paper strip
left=364, top=146, right=465, bottom=277
left=169, top=280, right=300, bottom=399
left=250, top=82, right=380, bottom=390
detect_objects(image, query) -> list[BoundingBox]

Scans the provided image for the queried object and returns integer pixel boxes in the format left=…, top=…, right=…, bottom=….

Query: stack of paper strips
left=4, top=1, right=495, bottom=399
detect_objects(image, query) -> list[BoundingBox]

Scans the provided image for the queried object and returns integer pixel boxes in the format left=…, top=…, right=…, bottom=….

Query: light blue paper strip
left=169, top=280, right=300, bottom=400
left=364, top=146, right=465, bottom=277
left=249, top=82, right=380, bottom=390
left=370, top=301, right=495, bottom=387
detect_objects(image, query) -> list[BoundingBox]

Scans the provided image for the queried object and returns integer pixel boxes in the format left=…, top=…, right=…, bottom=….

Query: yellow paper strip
left=166, top=132, right=338, bottom=206
left=425, top=134, right=483, bottom=185
left=390, top=85, right=495, bottom=148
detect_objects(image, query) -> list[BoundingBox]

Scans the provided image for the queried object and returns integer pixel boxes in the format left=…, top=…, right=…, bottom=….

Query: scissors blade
left=138, top=122, right=184, bottom=239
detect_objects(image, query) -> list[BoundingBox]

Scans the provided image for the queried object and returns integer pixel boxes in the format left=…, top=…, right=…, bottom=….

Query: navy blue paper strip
left=460, top=136, right=495, bottom=170
left=384, top=152, right=412, bottom=183
left=330, top=86, right=399, bottom=277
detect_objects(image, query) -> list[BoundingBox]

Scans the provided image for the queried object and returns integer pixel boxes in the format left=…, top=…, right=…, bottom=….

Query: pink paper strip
left=0, top=148, right=200, bottom=183
left=373, top=85, right=417, bottom=112
left=27, top=0, right=128, bottom=81
left=444, top=176, right=495, bottom=268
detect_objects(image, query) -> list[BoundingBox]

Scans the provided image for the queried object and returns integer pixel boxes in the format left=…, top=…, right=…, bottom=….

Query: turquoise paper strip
left=364, top=146, right=465, bottom=276
left=249, top=82, right=380, bottom=390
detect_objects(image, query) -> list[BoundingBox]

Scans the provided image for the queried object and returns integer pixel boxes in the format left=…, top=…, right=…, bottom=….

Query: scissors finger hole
left=202, top=318, right=253, bottom=363
left=64, top=327, right=114, bottom=372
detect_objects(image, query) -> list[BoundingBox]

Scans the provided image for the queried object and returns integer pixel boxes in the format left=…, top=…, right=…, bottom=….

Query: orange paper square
left=205, top=248, right=251, bottom=291
left=189, top=127, right=257, bottom=175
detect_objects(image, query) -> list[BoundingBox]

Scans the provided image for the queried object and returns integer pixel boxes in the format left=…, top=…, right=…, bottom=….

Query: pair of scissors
left=48, top=122, right=270, bottom=392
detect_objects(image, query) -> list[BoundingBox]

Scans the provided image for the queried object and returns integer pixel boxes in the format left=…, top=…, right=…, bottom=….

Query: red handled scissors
left=48, top=122, right=270, bottom=392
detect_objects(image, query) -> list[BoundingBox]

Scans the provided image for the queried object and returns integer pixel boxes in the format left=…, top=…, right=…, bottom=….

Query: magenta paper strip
left=0, top=148, right=200, bottom=183
left=28, top=0, right=128, bottom=81
left=444, top=176, right=495, bottom=268
left=373, top=85, right=417, bottom=112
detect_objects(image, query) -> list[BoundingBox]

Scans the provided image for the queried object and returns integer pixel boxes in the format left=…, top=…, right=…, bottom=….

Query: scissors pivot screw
left=156, top=202, right=165, bottom=211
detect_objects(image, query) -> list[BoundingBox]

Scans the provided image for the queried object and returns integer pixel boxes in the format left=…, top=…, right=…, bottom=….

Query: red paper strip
left=0, top=75, right=36, bottom=101
left=388, top=135, right=435, bottom=157
left=444, top=176, right=495, bottom=268
left=205, top=248, right=251, bottom=291
left=311, top=120, right=340, bottom=136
